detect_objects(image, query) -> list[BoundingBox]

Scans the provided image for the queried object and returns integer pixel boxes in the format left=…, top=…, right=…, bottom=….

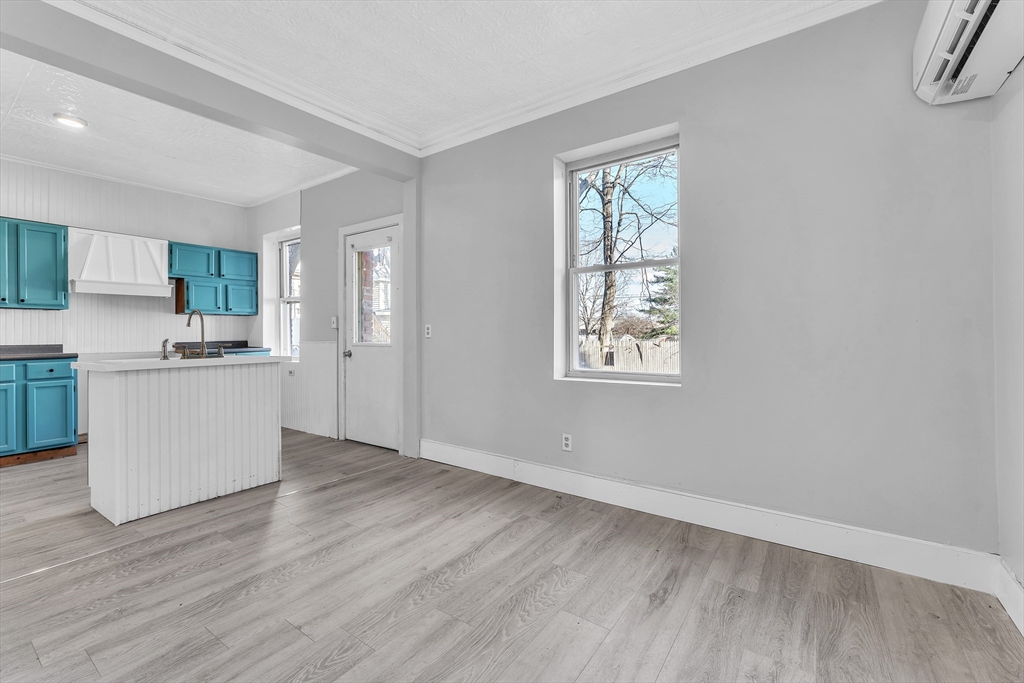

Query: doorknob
left=343, top=350, right=353, bottom=358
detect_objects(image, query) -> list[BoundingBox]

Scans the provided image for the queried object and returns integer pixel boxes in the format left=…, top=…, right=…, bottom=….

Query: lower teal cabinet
left=225, top=283, right=257, bottom=315
left=0, top=383, right=16, bottom=455
left=0, top=359, right=77, bottom=458
left=25, top=380, right=76, bottom=450
left=186, top=280, right=223, bottom=313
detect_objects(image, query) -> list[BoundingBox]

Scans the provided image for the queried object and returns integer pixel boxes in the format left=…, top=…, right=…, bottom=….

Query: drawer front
left=25, top=361, right=74, bottom=380
left=0, top=364, right=14, bottom=382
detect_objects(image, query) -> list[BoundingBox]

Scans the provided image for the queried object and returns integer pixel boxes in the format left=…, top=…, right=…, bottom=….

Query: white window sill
left=557, top=374, right=680, bottom=387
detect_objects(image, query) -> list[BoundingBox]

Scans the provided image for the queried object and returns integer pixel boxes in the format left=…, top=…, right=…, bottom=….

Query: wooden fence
left=577, top=339, right=679, bottom=374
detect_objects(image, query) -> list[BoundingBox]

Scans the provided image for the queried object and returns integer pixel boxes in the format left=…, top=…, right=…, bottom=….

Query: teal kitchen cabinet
left=0, top=358, right=78, bottom=459
left=25, top=380, right=76, bottom=450
left=0, top=217, right=69, bottom=310
left=224, top=282, right=257, bottom=315
left=219, top=249, right=258, bottom=281
left=170, top=241, right=257, bottom=316
left=169, top=243, right=217, bottom=278
left=0, top=382, right=16, bottom=455
left=185, top=280, right=223, bottom=313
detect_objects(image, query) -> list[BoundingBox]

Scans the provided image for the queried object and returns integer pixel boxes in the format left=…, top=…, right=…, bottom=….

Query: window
left=281, top=238, right=300, bottom=357
left=567, top=143, right=679, bottom=380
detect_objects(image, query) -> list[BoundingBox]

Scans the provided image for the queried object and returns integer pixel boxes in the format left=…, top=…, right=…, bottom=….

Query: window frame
left=279, top=237, right=301, bottom=358
left=565, top=139, right=681, bottom=384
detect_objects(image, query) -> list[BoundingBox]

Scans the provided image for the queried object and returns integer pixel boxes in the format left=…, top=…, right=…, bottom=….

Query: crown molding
left=418, top=0, right=883, bottom=155
left=43, top=0, right=424, bottom=156
left=0, top=155, right=356, bottom=208
left=45, top=0, right=882, bottom=159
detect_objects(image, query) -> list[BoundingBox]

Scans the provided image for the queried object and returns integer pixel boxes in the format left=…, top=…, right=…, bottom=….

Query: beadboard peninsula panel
left=87, top=361, right=281, bottom=525
left=281, top=341, right=338, bottom=438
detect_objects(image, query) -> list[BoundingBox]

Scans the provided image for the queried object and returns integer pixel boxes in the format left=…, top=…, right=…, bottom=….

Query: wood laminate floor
left=1, top=430, right=1021, bottom=682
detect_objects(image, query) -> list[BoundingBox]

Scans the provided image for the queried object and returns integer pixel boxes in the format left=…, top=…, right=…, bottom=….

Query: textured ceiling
left=2, top=1, right=877, bottom=205
left=0, top=49, right=354, bottom=206
left=61, top=0, right=878, bottom=154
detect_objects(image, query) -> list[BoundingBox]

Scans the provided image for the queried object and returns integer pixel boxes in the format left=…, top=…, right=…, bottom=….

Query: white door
left=343, top=225, right=401, bottom=449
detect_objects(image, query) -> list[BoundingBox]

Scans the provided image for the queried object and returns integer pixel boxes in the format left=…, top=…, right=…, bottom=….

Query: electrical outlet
left=287, top=369, right=295, bottom=377
left=562, top=433, right=572, bottom=452
left=425, top=324, right=432, bottom=338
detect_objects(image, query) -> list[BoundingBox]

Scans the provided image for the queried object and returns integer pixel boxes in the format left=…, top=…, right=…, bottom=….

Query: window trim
left=565, top=139, right=681, bottom=384
left=280, top=237, right=300, bottom=357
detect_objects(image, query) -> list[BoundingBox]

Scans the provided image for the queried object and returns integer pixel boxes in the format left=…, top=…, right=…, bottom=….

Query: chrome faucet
left=161, top=339, right=170, bottom=360
left=186, top=309, right=207, bottom=358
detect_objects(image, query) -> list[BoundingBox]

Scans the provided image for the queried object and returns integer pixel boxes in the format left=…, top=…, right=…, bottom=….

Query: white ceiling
left=60, top=0, right=878, bottom=155
left=1, top=0, right=878, bottom=207
left=0, top=49, right=355, bottom=207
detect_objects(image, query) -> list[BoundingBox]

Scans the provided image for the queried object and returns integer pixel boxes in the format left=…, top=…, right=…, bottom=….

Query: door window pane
left=356, top=246, right=391, bottom=344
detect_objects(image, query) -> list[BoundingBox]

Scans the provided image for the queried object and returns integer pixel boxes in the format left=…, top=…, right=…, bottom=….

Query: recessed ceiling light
left=53, top=113, right=88, bottom=129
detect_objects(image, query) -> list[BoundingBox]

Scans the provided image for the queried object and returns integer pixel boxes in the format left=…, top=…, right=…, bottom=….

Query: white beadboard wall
left=0, top=159, right=249, bottom=245
left=0, top=159, right=252, bottom=353
left=0, top=293, right=250, bottom=352
left=281, top=341, right=338, bottom=438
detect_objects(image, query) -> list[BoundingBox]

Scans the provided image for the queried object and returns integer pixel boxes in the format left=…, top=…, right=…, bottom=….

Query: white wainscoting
left=88, top=362, right=281, bottom=525
left=421, top=439, right=1024, bottom=636
left=281, top=341, right=338, bottom=438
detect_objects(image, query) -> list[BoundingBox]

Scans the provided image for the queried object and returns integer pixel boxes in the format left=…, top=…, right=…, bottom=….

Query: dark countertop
left=173, top=341, right=271, bottom=353
left=0, top=344, right=79, bottom=361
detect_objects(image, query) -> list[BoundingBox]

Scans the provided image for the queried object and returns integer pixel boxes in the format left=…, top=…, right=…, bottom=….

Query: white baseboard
left=420, top=439, right=1023, bottom=636
left=993, top=560, right=1024, bottom=635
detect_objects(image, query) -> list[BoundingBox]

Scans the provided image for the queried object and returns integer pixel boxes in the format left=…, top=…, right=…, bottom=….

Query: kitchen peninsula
left=72, top=355, right=284, bottom=525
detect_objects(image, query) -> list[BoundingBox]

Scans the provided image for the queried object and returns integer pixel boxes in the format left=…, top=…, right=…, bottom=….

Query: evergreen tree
left=642, top=257, right=678, bottom=336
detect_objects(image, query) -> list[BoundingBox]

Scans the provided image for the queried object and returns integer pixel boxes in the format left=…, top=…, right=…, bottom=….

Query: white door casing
left=338, top=217, right=403, bottom=451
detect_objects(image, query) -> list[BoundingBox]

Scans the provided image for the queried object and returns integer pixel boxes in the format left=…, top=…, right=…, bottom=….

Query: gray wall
left=992, top=65, right=1024, bottom=580
left=419, top=0, right=998, bottom=550
left=299, top=172, right=405, bottom=342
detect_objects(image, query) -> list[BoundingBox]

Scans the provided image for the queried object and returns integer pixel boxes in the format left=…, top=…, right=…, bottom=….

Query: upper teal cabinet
left=0, top=218, right=69, bottom=310
left=219, top=249, right=258, bottom=280
left=169, top=241, right=257, bottom=316
left=169, top=243, right=216, bottom=278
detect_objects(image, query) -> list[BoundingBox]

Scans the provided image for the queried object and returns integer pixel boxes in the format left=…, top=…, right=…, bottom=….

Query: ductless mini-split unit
left=913, top=0, right=1024, bottom=105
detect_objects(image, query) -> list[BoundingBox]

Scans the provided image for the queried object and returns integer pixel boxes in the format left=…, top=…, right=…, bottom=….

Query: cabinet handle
left=19, top=299, right=25, bottom=303
left=1, top=297, right=5, bottom=301
left=48, top=368, right=54, bottom=373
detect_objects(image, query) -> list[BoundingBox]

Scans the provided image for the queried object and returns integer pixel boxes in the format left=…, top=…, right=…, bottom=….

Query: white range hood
left=68, top=228, right=174, bottom=297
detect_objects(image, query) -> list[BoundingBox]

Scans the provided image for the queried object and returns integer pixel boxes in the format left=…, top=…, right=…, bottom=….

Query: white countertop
left=73, top=355, right=290, bottom=372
